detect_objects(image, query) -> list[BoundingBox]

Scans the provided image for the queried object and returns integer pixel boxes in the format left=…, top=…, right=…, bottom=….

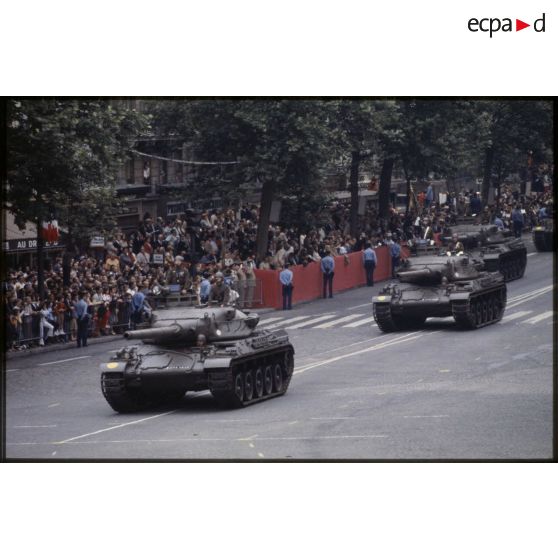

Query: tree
left=152, top=100, right=334, bottom=260
left=475, top=100, right=553, bottom=203
left=5, top=99, right=148, bottom=295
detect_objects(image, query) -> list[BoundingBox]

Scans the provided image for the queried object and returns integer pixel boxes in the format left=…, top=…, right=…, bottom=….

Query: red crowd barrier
left=254, top=246, right=406, bottom=309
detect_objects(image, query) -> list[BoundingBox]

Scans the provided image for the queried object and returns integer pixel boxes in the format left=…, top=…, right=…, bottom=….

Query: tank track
left=101, top=370, right=156, bottom=412
left=483, top=251, right=526, bottom=282
left=533, top=232, right=553, bottom=252
left=451, top=286, right=507, bottom=329
left=373, top=303, right=426, bottom=332
left=208, top=345, right=294, bottom=408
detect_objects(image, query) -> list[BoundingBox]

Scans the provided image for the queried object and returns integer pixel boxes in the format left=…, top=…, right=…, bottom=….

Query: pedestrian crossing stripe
left=259, top=309, right=553, bottom=330
left=314, top=314, right=365, bottom=328
left=286, top=315, right=337, bottom=329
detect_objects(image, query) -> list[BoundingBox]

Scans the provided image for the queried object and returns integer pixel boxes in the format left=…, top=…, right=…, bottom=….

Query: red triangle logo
left=516, top=19, right=530, bottom=31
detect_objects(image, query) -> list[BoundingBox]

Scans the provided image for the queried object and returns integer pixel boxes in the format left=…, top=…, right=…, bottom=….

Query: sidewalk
left=6, top=307, right=276, bottom=361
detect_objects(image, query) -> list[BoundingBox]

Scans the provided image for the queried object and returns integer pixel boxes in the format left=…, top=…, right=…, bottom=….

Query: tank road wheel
left=487, top=297, right=495, bottom=322
left=254, top=367, right=264, bottom=399
left=243, top=370, right=254, bottom=402
left=263, top=365, right=274, bottom=395
left=233, top=372, right=244, bottom=403
left=475, top=299, right=483, bottom=326
left=273, top=363, right=284, bottom=392
left=481, top=298, right=488, bottom=323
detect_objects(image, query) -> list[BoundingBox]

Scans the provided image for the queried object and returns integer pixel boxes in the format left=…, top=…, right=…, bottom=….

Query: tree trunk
left=37, top=216, right=45, bottom=299
left=256, top=180, right=275, bottom=262
left=378, top=158, right=394, bottom=219
left=349, top=150, right=361, bottom=237
left=481, top=146, right=494, bottom=203
left=405, top=176, right=411, bottom=213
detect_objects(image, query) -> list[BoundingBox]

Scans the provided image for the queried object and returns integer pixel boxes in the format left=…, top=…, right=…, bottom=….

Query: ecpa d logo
left=468, top=13, right=546, bottom=37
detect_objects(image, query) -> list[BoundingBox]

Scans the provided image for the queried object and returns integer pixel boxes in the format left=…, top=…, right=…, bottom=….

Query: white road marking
left=268, top=315, right=312, bottom=327
left=508, top=285, right=552, bottom=303
left=311, top=417, right=356, bottom=420
left=48, top=403, right=60, bottom=408
left=343, top=316, right=377, bottom=328
left=507, top=287, right=553, bottom=309
left=56, top=410, right=177, bottom=444
left=6, top=369, right=20, bottom=372
left=314, top=313, right=365, bottom=328
left=403, top=415, right=449, bottom=418
left=286, top=314, right=337, bottom=329
left=258, top=452, right=265, bottom=458
left=13, top=425, right=57, bottom=428
left=522, top=311, right=554, bottom=324
left=39, top=355, right=91, bottom=366
left=501, top=310, right=533, bottom=322
left=258, top=316, right=287, bottom=325
left=294, top=332, right=422, bottom=374
left=347, top=302, right=373, bottom=310
left=11, top=434, right=389, bottom=445
left=527, top=252, right=537, bottom=257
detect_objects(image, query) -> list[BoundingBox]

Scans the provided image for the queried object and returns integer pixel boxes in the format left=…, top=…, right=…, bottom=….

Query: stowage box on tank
left=100, top=306, right=294, bottom=413
left=372, top=254, right=506, bottom=332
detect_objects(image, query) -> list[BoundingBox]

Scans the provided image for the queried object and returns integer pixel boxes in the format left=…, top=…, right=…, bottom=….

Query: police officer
left=320, top=251, right=335, bottom=298
left=75, top=291, right=90, bottom=348
left=362, top=243, right=377, bottom=286
left=279, top=263, right=294, bottom=310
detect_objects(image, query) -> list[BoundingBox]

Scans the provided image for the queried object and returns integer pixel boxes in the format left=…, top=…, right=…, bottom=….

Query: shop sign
left=90, top=236, right=106, bottom=248
left=4, top=238, right=64, bottom=252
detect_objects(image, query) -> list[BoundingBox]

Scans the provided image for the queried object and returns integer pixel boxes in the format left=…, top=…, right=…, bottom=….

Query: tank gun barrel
left=397, top=268, right=443, bottom=282
left=124, top=324, right=194, bottom=342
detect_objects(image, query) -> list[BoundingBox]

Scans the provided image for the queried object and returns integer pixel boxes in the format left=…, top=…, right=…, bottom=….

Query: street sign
left=90, top=236, right=105, bottom=248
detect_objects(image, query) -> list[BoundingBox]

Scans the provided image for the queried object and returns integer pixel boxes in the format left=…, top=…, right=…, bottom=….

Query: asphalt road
left=4, top=237, right=555, bottom=460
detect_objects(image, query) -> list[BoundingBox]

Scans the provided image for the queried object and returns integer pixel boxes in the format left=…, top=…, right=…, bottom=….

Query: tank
left=443, top=224, right=526, bottom=282
left=100, top=305, right=294, bottom=413
left=372, top=254, right=506, bottom=332
left=532, top=219, right=554, bottom=252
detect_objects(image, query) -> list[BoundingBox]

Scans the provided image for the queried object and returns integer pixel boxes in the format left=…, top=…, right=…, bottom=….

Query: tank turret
left=100, top=305, right=294, bottom=413
left=123, top=306, right=259, bottom=344
left=372, top=254, right=506, bottom=332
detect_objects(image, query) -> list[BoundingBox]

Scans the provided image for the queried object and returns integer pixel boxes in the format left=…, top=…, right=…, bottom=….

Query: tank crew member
left=75, top=291, right=90, bottom=348
left=493, top=213, right=505, bottom=230
left=389, top=239, right=401, bottom=279
left=196, top=334, right=207, bottom=348
left=362, top=243, right=377, bottom=286
left=320, top=250, right=335, bottom=298
left=210, top=272, right=230, bottom=305
left=447, top=234, right=465, bottom=255
left=279, top=263, right=294, bottom=310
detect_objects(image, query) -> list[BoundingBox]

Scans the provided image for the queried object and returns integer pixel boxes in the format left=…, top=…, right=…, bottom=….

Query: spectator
left=511, top=205, right=525, bottom=238
left=75, top=291, right=90, bottom=348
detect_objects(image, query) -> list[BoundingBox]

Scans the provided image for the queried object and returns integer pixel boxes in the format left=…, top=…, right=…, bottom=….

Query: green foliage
left=6, top=98, right=148, bottom=245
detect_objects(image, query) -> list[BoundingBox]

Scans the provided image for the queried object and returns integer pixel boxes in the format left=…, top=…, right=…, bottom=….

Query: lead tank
left=100, top=306, right=294, bottom=413
left=372, top=254, right=506, bottom=332
left=532, top=219, right=554, bottom=252
left=443, top=224, right=526, bottom=281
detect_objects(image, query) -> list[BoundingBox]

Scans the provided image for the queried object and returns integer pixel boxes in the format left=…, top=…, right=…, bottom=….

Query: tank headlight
left=215, top=329, right=222, bottom=336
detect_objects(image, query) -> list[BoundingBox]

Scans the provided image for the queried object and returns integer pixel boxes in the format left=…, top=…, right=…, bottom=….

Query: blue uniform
left=363, top=247, right=377, bottom=286
left=321, top=255, right=335, bottom=298
left=279, top=269, right=294, bottom=310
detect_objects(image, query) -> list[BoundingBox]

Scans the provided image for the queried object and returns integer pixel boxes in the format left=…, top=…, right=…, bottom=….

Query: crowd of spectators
left=4, top=184, right=553, bottom=351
